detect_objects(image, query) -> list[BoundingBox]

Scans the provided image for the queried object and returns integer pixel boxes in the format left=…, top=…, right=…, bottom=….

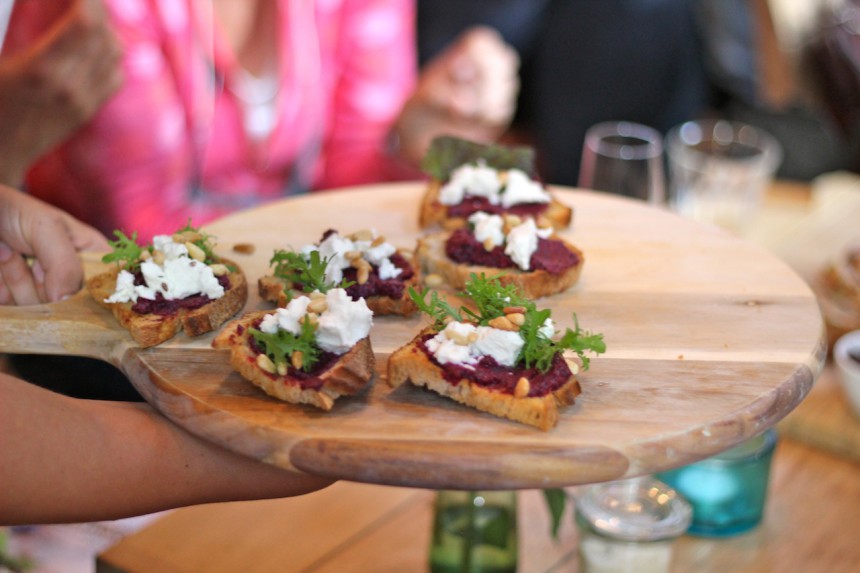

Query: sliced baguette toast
left=87, top=258, right=247, bottom=348
left=213, top=310, right=375, bottom=411
left=416, top=231, right=584, bottom=299
left=419, top=178, right=573, bottom=230
left=387, top=329, right=581, bottom=431
left=258, top=251, right=420, bottom=316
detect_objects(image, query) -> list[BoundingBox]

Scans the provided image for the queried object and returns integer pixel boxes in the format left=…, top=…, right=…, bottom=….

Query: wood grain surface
left=0, top=183, right=827, bottom=489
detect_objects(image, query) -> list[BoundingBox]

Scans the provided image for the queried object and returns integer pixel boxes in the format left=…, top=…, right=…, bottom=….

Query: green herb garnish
left=420, top=135, right=535, bottom=181
left=250, top=316, right=321, bottom=373
left=270, top=249, right=353, bottom=294
left=412, top=273, right=606, bottom=373
left=102, top=230, right=145, bottom=271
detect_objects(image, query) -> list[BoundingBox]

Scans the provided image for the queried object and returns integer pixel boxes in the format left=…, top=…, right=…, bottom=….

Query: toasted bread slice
left=419, top=179, right=573, bottom=230
left=87, top=258, right=247, bottom=348
left=416, top=231, right=584, bottom=299
left=213, top=310, right=375, bottom=411
left=387, top=329, right=580, bottom=431
left=258, top=251, right=420, bottom=316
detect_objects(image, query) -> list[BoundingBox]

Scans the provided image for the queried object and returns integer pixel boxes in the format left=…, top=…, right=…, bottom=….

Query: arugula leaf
left=409, top=287, right=462, bottom=331
left=420, top=136, right=536, bottom=181
left=270, top=250, right=344, bottom=294
left=461, top=273, right=528, bottom=325
left=250, top=317, right=321, bottom=373
left=102, top=230, right=145, bottom=271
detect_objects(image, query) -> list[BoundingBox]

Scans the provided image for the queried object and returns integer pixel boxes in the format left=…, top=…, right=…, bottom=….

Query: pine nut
left=209, top=263, right=229, bottom=276
left=291, top=351, right=304, bottom=370
left=506, top=312, right=526, bottom=326
left=185, top=241, right=206, bottom=262
left=276, top=362, right=287, bottom=376
left=424, top=273, right=443, bottom=287
left=371, top=235, right=386, bottom=247
left=488, top=316, right=518, bottom=332
left=514, top=377, right=530, bottom=398
left=351, top=229, right=373, bottom=242
left=357, top=266, right=370, bottom=285
left=503, top=306, right=526, bottom=314
left=256, top=353, right=276, bottom=374
left=232, top=242, right=256, bottom=254
left=483, top=238, right=496, bottom=252
left=307, top=298, right=328, bottom=314
left=445, top=329, right=471, bottom=346
left=139, top=250, right=151, bottom=261
left=152, top=250, right=166, bottom=265
left=344, top=250, right=362, bottom=261
left=173, top=230, right=202, bottom=243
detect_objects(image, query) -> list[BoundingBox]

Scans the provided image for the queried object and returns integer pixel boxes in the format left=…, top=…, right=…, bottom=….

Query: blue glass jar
left=656, top=428, right=778, bottom=537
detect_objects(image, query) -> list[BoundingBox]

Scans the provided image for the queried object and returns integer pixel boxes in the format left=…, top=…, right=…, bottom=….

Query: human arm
left=0, top=373, right=333, bottom=525
left=0, top=0, right=122, bottom=187
left=0, top=184, right=109, bottom=305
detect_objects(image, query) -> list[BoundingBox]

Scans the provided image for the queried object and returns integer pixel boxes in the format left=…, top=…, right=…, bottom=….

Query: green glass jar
left=429, top=490, right=518, bottom=573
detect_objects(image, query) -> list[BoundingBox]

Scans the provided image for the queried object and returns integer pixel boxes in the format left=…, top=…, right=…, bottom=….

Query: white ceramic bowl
left=833, top=330, right=860, bottom=418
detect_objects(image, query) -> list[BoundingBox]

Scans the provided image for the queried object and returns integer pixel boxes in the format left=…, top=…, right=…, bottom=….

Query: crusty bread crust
left=257, top=251, right=420, bottom=316
left=387, top=329, right=581, bottom=431
left=87, top=258, right=248, bottom=348
left=419, top=179, right=573, bottom=230
left=213, top=310, right=375, bottom=411
left=416, top=231, right=584, bottom=299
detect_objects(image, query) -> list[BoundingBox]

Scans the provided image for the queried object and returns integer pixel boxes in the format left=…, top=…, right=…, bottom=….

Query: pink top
left=6, top=0, right=418, bottom=241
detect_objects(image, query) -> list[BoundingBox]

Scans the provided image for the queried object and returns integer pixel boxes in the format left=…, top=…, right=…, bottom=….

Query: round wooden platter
left=0, top=183, right=826, bottom=489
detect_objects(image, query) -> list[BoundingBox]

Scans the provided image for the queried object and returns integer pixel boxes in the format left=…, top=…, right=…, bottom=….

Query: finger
left=0, top=241, right=44, bottom=306
left=28, top=214, right=88, bottom=303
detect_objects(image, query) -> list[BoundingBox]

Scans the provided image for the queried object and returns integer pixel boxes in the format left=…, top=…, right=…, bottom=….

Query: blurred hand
left=395, top=26, right=520, bottom=166
left=0, top=185, right=109, bottom=305
left=0, top=0, right=123, bottom=186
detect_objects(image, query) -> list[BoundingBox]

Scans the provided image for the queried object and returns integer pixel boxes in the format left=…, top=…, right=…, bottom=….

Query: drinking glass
left=579, top=121, right=666, bottom=204
left=665, top=119, right=782, bottom=234
left=656, top=428, right=778, bottom=537
left=428, top=490, right=518, bottom=573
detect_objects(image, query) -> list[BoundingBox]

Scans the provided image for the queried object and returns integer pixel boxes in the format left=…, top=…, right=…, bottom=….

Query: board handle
left=0, top=290, right=125, bottom=364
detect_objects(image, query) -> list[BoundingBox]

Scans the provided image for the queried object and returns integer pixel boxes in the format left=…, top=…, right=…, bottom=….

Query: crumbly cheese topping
left=301, top=230, right=402, bottom=285
left=438, top=161, right=551, bottom=207
left=467, top=212, right=554, bottom=271
left=426, top=318, right=558, bottom=369
left=259, top=288, right=373, bottom=355
left=105, top=235, right=225, bottom=304
left=426, top=321, right=523, bottom=368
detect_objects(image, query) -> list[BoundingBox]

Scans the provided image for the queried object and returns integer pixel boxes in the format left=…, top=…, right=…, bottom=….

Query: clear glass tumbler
left=428, top=490, right=518, bottom=573
left=574, top=476, right=692, bottom=573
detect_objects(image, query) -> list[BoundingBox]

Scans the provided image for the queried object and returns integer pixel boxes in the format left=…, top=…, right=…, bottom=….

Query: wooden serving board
left=0, top=183, right=826, bottom=489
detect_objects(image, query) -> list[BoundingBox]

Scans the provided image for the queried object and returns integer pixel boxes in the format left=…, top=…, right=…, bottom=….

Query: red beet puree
left=445, top=229, right=579, bottom=274
left=418, top=334, right=573, bottom=397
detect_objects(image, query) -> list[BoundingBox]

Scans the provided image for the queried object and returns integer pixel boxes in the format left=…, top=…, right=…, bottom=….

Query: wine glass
left=578, top=121, right=666, bottom=204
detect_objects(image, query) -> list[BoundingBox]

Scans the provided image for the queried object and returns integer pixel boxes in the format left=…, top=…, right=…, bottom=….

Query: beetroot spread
left=445, top=228, right=579, bottom=274
left=446, top=196, right=548, bottom=219
left=418, top=334, right=573, bottom=397
left=248, top=318, right=339, bottom=391
left=345, top=251, right=414, bottom=300
left=131, top=273, right=230, bottom=315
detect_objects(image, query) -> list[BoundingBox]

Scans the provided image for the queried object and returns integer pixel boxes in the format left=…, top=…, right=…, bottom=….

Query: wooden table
left=94, top=179, right=860, bottom=572
left=96, top=370, right=860, bottom=573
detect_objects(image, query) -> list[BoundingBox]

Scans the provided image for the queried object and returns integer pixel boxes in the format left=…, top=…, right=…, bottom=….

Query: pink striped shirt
left=6, top=0, right=417, bottom=241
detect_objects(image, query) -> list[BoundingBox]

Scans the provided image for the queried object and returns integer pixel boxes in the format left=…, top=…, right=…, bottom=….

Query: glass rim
left=584, top=121, right=664, bottom=160
left=699, top=428, right=778, bottom=465
left=665, top=119, right=783, bottom=170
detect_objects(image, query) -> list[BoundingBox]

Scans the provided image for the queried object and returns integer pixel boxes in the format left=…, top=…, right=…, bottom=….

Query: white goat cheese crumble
left=105, top=235, right=224, bottom=304
left=466, top=212, right=553, bottom=271
left=438, top=162, right=551, bottom=207
left=259, top=288, right=373, bottom=355
left=426, top=321, right=524, bottom=368
left=300, top=230, right=402, bottom=285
